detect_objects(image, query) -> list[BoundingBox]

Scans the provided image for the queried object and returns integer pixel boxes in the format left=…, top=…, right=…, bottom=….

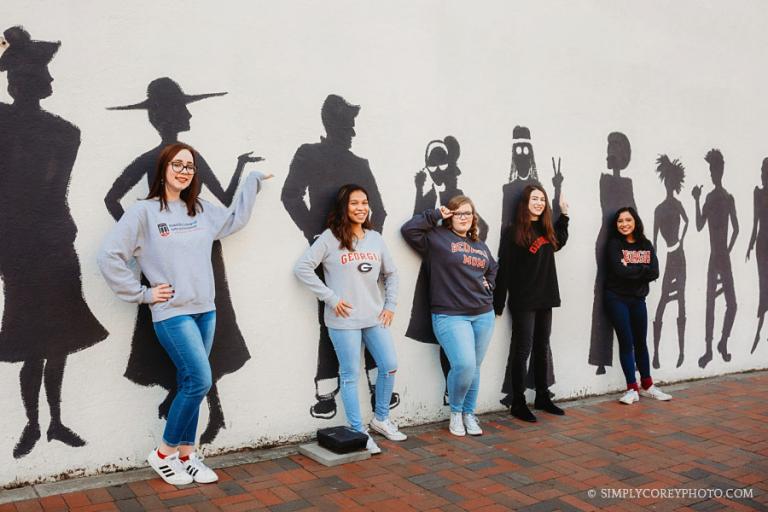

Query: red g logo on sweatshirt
left=157, top=223, right=171, bottom=237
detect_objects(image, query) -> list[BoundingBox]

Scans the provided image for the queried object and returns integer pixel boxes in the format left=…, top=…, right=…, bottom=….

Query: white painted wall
left=1, top=0, right=766, bottom=487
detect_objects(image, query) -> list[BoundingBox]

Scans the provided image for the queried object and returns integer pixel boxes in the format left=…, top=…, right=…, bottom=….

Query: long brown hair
left=442, top=195, right=480, bottom=242
left=514, top=184, right=558, bottom=249
left=327, top=184, right=373, bottom=251
left=146, top=142, right=203, bottom=216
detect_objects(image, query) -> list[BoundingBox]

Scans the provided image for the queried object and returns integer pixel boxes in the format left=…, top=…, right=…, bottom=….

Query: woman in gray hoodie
left=98, top=142, right=271, bottom=486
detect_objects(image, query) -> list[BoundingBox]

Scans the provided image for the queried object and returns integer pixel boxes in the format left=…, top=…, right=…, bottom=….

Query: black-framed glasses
left=169, top=160, right=197, bottom=175
left=453, top=211, right=474, bottom=219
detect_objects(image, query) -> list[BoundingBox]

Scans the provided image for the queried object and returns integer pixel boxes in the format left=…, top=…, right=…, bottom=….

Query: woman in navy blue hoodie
left=604, top=207, right=672, bottom=404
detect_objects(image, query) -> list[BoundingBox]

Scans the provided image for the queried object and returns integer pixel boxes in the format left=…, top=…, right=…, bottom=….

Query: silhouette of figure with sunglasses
left=105, top=77, right=262, bottom=444
left=282, top=94, right=397, bottom=419
left=652, top=155, right=688, bottom=369
left=692, top=149, right=738, bottom=368
left=498, top=126, right=561, bottom=403
left=406, top=136, right=488, bottom=404
left=0, top=26, right=108, bottom=458
left=746, top=158, right=768, bottom=354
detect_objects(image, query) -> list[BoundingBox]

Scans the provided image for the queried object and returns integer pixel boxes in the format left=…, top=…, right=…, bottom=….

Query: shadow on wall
left=652, top=155, right=688, bottom=369
left=746, top=158, right=768, bottom=353
left=0, top=26, right=108, bottom=459
left=281, top=94, right=399, bottom=420
left=105, top=77, right=263, bottom=445
left=692, top=149, right=738, bottom=369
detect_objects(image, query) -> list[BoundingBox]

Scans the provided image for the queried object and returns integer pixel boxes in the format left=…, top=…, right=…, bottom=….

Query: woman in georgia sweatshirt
left=605, top=206, right=672, bottom=405
left=98, top=143, right=271, bottom=486
left=494, top=184, right=569, bottom=423
left=401, top=196, right=498, bottom=437
left=294, top=184, right=405, bottom=455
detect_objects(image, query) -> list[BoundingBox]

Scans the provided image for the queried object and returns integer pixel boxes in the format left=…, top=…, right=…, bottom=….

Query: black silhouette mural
left=282, top=94, right=398, bottom=418
left=652, top=155, right=688, bottom=368
left=405, top=136, right=488, bottom=403
left=0, top=26, right=108, bottom=458
left=692, top=149, right=738, bottom=368
left=588, top=132, right=636, bottom=375
left=105, top=78, right=261, bottom=444
left=498, top=126, right=559, bottom=394
left=747, top=158, right=768, bottom=354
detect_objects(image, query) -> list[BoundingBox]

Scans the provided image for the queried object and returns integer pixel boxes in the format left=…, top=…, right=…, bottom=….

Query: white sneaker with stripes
left=147, top=449, right=193, bottom=486
left=183, top=453, right=218, bottom=483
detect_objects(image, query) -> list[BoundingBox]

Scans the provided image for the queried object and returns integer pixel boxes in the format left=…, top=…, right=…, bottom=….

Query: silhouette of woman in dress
left=105, top=78, right=261, bottom=444
left=746, top=157, right=768, bottom=354
left=406, top=137, right=488, bottom=403
left=0, top=26, right=108, bottom=458
left=588, top=132, right=636, bottom=375
left=652, top=155, right=688, bottom=369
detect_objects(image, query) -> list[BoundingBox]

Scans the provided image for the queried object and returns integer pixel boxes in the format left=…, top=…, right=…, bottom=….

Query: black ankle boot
left=510, top=400, right=537, bottom=422
left=534, top=392, right=565, bottom=416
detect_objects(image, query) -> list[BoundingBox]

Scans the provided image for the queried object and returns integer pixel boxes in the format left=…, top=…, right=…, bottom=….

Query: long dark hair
left=514, top=184, right=558, bottom=249
left=146, top=142, right=203, bottom=216
left=327, top=184, right=373, bottom=251
left=441, top=195, right=480, bottom=241
left=612, top=206, right=647, bottom=242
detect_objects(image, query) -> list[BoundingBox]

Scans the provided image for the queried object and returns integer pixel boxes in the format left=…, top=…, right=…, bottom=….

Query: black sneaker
left=310, top=394, right=337, bottom=419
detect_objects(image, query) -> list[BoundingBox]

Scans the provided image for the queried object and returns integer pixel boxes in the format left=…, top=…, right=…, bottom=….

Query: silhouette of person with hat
left=497, top=126, right=560, bottom=405
left=105, top=77, right=262, bottom=444
left=692, top=149, right=738, bottom=368
left=406, top=136, right=488, bottom=404
left=588, top=132, right=636, bottom=375
left=652, top=155, right=689, bottom=369
left=0, top=26, right=108, bottom=458
left=282, top=94, right=396, bottom=419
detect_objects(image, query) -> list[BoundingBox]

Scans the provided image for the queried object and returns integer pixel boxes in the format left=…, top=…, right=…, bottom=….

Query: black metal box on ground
left=316, top=426, right=367, bottom=454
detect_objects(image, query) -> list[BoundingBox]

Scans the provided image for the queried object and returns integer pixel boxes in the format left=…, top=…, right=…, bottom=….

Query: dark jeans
left=504, top=309, right=552, bottom=401
left=604, top=290, right=651, bottom=386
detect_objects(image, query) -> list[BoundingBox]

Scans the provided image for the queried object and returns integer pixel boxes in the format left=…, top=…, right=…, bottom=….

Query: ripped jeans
left=328, top=325, right=397, bottom=432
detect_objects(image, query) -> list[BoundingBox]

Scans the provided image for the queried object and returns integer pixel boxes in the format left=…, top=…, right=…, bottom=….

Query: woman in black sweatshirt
left=494, top=184, right=569, bottom=422
left=604, top=207, right=672, bottom=405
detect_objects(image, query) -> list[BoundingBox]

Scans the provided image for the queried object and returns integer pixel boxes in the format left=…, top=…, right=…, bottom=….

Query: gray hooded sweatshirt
left=98, top=171, right=265, bottom=322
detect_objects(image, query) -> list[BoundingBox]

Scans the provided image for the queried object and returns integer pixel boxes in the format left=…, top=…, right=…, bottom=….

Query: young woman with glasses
left=401, top=196, right=498, bottom=436
left=98, top=142, right=272, bottom=485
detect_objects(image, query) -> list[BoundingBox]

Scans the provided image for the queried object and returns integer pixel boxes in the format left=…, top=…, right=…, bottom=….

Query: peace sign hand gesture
left=551, top=157, right=564, bottom=189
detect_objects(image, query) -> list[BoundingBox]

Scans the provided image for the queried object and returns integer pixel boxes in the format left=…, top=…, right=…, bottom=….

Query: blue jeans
left=328, top=325, right=397, bottom=433
left=604, top=290, right=651, bottom=387
left=432, top=311, right=495, bottom=414
left=153, top=311, right=216, bottom=446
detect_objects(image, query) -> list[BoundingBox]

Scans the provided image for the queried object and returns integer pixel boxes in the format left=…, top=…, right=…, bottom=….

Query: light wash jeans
left=328, top=325, right=397, bottom=432
left=432, top=311, right=495, bottom=414
left=153, top=311, right=216, bottom=446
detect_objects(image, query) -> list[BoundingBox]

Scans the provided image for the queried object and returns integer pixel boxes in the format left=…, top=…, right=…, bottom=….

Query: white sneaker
left=639, top=385, right=672, bottom=401
left=462, top=414, right=483, bottom=436
left=370, top=417, right=407, bottom=441
left=147, top=449, right=193, bottom=486
left=449, top=412, right=466, bottom=436
left=183, top=452, right=218, bottom=483
left=619, top=389, right=640, bottom=405
left=365, top=432, right=382, bottom=455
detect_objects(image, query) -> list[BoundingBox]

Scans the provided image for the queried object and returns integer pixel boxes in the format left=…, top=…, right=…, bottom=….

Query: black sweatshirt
left=401, top=209, right=498, bottom=316
left=604, top=237, right=659, bottom=297
left=494, top=215, right=569, bottom=314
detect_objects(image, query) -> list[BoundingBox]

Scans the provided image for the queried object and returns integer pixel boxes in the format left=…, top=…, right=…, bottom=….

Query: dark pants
left=604, top=290, right=651, bottom=387
left=503, top=309, right=552, bottom=401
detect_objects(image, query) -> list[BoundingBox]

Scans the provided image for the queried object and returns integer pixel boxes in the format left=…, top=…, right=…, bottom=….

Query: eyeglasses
left=453, top=211, right=473, bottom=219
left=514, top=146, right=531, bottom=156
left=427, top=164, right=448, bottom=172
left=169, top=161, right=197, bottom=175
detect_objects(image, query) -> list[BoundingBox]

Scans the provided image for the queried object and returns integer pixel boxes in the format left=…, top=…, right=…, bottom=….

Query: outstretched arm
left=197, top=152, right=264, bottom=207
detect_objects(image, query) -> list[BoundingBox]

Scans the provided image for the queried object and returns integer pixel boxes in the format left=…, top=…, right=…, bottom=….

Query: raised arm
left=401, top=208, right=442, bottom=256
left=692, top=185, right=705, bottom=231
left=213, top=172, right=270, bottom=240
left=197, top=151, right=264, bottom=207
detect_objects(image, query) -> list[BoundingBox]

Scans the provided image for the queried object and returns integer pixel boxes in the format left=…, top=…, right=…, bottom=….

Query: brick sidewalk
left=3, top=373, right=767, bottom=511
